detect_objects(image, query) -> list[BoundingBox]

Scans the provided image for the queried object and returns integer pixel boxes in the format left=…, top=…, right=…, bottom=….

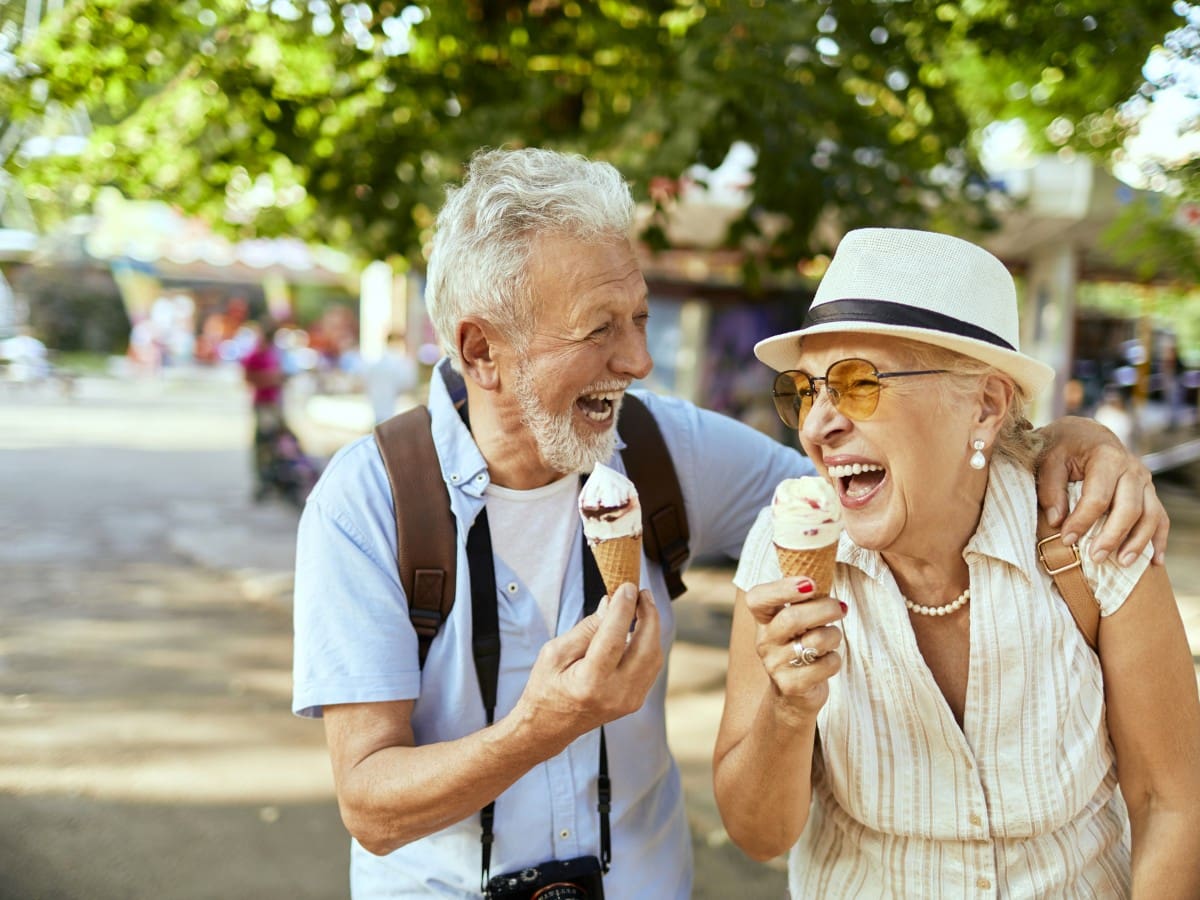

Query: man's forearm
left=336, top=707, right=571, bottom=856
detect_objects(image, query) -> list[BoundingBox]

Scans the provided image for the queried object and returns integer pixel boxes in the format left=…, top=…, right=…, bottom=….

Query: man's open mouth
left=577, top=390, right=623, bottom=422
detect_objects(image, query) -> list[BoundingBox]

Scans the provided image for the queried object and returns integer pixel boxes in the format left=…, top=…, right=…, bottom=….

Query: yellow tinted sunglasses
left=771, top=357, right=946, bottom=429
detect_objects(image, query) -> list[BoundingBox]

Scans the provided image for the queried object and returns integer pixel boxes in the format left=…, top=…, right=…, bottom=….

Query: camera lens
left=531, top=884, right=588, bottom=899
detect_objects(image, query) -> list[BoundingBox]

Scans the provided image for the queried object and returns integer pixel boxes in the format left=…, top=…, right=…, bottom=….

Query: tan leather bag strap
left=1035, top=506, right=1100, bottom=651
left=374, top=406, right=456, bottom=667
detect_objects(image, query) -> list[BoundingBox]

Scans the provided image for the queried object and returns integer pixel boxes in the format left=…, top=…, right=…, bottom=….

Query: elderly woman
left=713, top=229, right=1200, bottom=897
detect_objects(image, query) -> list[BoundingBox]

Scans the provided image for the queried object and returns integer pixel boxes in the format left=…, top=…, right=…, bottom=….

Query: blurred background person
left=241, top=319, right=286, bottom=502
left=363, top=330, right=417, bottom=424
left=1093, top=384, right=1136, bottom=449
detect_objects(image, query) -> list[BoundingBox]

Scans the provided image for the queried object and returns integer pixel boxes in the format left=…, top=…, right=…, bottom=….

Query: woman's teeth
left=826, top=463, right=883, bottom=479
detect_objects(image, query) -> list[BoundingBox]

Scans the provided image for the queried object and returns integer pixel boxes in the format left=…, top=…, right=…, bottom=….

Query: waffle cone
left=590, top=533, right=642, bottom=597
left=775, top=543, right=838, bottom=596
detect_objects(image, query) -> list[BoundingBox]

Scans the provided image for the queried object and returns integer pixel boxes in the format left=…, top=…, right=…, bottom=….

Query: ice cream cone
left=775, top=542, right=838, bottom=596
left=591, top=533, right=642, bottom=597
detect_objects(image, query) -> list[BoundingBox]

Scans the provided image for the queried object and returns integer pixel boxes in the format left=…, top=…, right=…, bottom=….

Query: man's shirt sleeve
left=292, top=436, right=422, bottom=718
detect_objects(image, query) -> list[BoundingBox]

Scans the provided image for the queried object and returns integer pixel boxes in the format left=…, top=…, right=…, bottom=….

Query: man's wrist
left=490, top=700, right=574, bottom=767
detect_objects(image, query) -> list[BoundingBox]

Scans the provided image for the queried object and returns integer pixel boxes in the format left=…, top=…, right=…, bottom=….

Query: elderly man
left=293, top=147, right=1167, bottom=898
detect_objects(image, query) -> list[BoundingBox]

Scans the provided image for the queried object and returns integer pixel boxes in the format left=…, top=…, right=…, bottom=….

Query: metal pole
left=22, top=0, right=44, bottom=45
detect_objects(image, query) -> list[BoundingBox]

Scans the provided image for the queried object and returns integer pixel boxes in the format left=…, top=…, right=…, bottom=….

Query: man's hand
left=513, top=583, right=663, bottom=752
left=1036, top=416, right=1168, bottom=566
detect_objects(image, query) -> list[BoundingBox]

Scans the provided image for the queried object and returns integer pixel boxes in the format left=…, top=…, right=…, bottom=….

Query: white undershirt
left=485, top=473, right=580, bottom=636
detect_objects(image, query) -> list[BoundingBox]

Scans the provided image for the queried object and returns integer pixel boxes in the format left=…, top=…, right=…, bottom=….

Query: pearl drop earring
left=969, top=439, right=987, bottom=470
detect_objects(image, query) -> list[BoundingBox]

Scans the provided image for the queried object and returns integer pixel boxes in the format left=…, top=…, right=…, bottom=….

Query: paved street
left=0, top=373, right=349, bottom=899
left=2, top=371, right=1198, bottom=899
left=0, top=371, right=786, bottom=899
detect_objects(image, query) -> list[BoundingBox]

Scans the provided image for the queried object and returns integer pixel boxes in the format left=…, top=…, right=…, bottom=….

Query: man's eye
left=589, top=324, right=611, bottom=338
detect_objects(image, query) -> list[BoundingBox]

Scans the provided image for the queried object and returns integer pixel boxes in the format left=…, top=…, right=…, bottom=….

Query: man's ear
left=458, top=317, right=503, bottom=391
left=976, top=374, right=1015, bottom=440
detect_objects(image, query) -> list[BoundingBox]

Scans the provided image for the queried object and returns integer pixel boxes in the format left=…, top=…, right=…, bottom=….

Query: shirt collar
left=964, top=456, right=1041, bottom=577
left=428, top=358, right=490, bottom=498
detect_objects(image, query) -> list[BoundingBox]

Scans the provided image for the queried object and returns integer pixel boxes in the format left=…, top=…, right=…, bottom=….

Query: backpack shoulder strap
left=618, top=394, right=690, bottom=599
left=1035, top=505, right=1099, bottom=651
left=374, top=407, right=457, bottom=667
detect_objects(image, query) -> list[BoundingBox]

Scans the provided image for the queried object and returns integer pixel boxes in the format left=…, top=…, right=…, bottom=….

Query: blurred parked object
left=0, top=331, right=48, bottom=382
left=0, top=329, right=76, bottom=396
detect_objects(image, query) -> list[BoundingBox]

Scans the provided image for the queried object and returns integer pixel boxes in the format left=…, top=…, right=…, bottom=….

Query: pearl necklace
left=905, top=588, right=971, bottom=617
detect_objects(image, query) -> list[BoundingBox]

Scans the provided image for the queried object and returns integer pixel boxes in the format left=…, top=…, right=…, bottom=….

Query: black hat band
left=803, top=298, right=1016, bottom=351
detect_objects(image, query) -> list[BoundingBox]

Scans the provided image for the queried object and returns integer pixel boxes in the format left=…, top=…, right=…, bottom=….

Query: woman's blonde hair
left=899, top=340, right=1045, bottom=471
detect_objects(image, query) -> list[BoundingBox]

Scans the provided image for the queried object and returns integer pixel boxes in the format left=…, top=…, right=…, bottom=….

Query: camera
left=485, top=855, right=605, bottom=899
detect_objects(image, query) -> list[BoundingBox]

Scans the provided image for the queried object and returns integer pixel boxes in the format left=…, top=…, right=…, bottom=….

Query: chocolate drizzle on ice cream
left=579, top=464, right=643, bottom=544
left=579, top=463, right=643, bottom=595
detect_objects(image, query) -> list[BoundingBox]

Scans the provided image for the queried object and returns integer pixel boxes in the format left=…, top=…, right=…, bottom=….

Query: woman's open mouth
left=826, top=462, right=886, bottom=506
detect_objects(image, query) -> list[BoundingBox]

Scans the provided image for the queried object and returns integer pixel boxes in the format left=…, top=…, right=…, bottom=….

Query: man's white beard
left=511, top=360, right=623, bottom=475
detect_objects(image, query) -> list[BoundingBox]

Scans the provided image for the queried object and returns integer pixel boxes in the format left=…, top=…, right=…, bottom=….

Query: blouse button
left=559, top=829, right=570, bottom=839
left=506, top=582, right=518, bottom=594
left=449, top=473, right=461, bottom=483
left=976, top=877, right=992, bottom=890
left=969, top=813, right=982, bottom=827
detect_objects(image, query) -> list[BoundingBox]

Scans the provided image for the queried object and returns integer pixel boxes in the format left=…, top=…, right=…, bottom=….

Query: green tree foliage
left=1093, top=6, right=1200, bottom=285
left=0, top=0, right=1186, bottom=265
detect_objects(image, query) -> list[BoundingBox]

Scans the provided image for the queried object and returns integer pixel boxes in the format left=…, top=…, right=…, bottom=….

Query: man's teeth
left=580, top=391, right=622, bottom=421
left=827, top=463, right=884, bottom=479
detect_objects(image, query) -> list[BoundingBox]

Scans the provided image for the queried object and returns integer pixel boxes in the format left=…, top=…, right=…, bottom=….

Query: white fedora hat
left=754, top=228, right=1055, bottom=398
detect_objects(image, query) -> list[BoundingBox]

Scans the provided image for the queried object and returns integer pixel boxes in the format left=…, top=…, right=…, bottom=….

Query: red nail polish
left=839, top=601, right=848, bottom=613
left=797, top=581, right=814, bottom=595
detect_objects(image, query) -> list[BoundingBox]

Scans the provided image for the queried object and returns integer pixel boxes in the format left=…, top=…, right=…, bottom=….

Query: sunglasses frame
left=771, top=357, right=946, bottom=429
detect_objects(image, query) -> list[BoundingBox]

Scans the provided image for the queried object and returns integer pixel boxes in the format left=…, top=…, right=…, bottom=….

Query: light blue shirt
left=293, top=360, right=812, bottom=898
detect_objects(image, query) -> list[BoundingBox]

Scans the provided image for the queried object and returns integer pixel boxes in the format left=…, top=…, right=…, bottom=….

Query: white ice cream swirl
left=772, top=476, right=843, bottom=550
left=579, top=463, right=643, bottom=542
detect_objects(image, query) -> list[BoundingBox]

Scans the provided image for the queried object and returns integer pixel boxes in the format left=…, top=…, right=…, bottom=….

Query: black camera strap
left=467, top=504, right=613, bottom=892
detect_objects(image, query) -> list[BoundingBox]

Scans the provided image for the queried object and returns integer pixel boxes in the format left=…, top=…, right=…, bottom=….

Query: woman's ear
left=457, top=317, right=502, bottom=391
left=976, top=373, right=1015, bottom=440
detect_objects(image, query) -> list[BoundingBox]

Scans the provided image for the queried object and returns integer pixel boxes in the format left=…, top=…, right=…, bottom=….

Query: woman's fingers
left=773, top=623, right=843, bottom=668
left=760, top=596, right=845, bottom=646
left=745, top=576, right=821, bottom=624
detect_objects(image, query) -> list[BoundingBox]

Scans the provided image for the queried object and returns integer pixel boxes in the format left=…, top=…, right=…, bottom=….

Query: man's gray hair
left=425, top=147, right=636, bottom=369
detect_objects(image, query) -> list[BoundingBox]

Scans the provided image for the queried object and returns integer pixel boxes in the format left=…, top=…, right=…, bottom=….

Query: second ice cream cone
left=591, top=534, right=642, bottom=597
left=772, top=476, right=843, bottom=596
left=775, top=543, right=837, bottom=596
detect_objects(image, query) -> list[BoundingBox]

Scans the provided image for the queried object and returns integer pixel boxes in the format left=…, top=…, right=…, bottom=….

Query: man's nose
left=613, top=329, right=653, bottom=380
